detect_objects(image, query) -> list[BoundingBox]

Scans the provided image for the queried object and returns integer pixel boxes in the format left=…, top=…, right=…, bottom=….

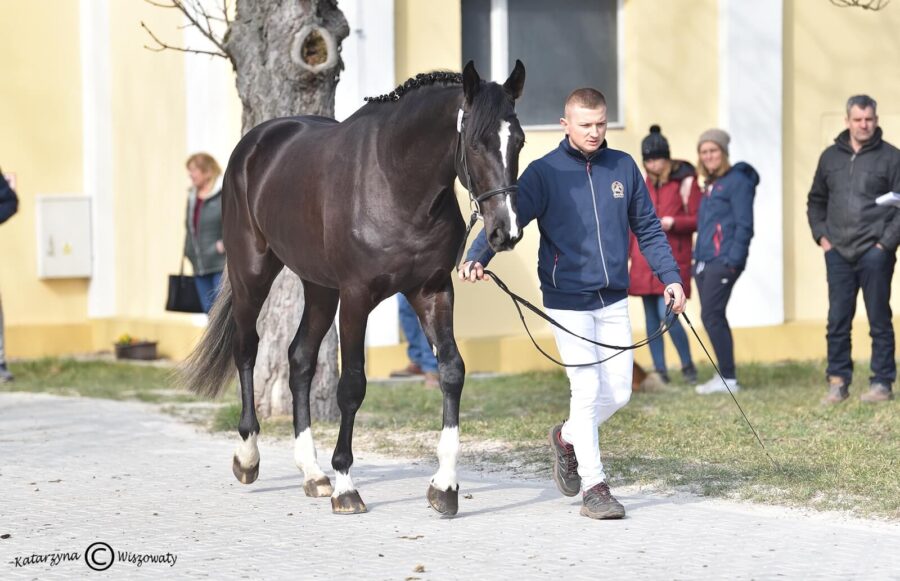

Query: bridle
left=453, top=107, right=519, bottom=266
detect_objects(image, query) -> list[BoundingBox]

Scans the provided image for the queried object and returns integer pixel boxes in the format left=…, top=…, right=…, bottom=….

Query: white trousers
left=546, top=299, right=633, bottom=490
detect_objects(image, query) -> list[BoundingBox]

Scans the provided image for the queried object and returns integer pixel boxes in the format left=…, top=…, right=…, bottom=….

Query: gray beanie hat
left=697, top=128, right=730, bottom=155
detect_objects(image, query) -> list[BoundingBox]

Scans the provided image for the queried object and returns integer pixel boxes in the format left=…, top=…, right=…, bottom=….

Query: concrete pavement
left=1, top=392, right=898, bottom=580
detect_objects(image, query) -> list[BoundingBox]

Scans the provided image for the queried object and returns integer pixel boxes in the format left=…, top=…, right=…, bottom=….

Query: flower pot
left=114, top=341, right=158, bottom=361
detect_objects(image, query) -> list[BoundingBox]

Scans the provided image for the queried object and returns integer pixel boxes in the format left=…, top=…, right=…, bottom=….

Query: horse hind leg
left=230, top=251, right=284, bottom=485
left=289, top=280, right=339, bottom=497
left=407, top=279, right=465, bottom=516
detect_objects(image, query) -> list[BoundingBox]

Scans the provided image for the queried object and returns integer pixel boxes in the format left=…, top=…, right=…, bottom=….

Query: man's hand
left=875, top=242, right=885, bottom=251
left=820, top=236, right=833, bottom=252
left=458, top=261, right=490, bottom=283
left=664, top=283, right=687, bottom=315
left=215, top=240, right=225, bottom=254
left=660, top=216, right=674, bottom=231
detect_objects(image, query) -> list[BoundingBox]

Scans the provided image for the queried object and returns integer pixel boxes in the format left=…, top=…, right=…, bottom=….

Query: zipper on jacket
left=552, top=252, right=559, bottom=288
left=585, top=160, right=611, bottom=288
left=850, top=153, right=856, bottom=177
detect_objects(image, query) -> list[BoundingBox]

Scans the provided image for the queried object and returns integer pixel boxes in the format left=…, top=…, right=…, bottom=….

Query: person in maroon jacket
left=629, top=126, right=700, bottom=384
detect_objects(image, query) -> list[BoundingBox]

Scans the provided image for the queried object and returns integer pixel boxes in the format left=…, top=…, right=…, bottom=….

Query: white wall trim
left=489, top=0, right=509, bottom=83
left=81, top=0, right=116, bottom=317
left=331, top=0, right=399, bottom=347
left=717, top=0, right=784, bottom=327
left=183, top=8, right=234, bottom=173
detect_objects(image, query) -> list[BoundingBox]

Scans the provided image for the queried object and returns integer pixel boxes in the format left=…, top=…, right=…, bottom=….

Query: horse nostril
left=489, top=226, right=513, bottom=250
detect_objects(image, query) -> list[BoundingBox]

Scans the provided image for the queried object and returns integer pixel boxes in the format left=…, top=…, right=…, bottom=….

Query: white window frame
left=482, top=0, right=624, bottom=131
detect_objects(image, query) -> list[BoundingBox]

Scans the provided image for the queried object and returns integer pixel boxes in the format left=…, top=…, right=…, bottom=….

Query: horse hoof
left=331, top=490, right=367, bottom=514
left=427, top=484, right=459, bottom=516
left=232, top=455, right=259, bottom=484
left=303, top=476, right=334, bottom=497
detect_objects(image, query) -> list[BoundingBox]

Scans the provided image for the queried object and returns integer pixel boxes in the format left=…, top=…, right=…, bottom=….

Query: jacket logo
left=611, top=181, right=624, bottom=198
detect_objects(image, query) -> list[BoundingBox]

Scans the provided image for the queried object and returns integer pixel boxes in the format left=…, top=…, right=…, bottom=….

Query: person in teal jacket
left=184, top=153, right=226, bottom=313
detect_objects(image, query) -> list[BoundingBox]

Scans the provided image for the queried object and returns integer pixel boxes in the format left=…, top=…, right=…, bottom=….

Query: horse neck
left=382, top=87, right=463, bottom=188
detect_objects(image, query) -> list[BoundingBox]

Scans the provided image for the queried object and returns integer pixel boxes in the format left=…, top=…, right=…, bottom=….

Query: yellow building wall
left=384, top=0, right=719, bottom=374
left=785, top=1, right=900, bottom=326
left=0, top=0, right=88, bottom=355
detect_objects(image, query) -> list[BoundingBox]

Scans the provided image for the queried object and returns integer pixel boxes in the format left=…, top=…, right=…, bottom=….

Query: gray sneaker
left=0, top=363, right=13, bottom=383
left=822, top=375, right=849, bottom=404
left=581, top=481, right=626, bottom=520
left=860, top=382, right=894, bottom=403
left=548, top=423, right=580, bottom=497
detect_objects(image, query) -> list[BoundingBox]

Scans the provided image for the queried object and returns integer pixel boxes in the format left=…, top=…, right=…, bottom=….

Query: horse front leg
left=408, top=278, right=465, bottom=516
left=330, top=290, right=372, bottom=514
left=289, top=281, right=339, bottom=498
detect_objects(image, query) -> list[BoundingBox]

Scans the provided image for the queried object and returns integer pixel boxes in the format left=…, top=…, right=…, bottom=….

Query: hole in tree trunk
left=301, top=30, right=328, bottom=66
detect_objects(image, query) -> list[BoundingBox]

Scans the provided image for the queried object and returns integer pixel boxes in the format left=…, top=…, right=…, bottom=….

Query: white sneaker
left=696, top=377, right=740, bottom=394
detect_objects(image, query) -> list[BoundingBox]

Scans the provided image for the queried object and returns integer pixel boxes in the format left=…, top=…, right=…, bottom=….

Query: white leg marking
left=234, top=433, right=259, bottom=468
left=430, top=426, right=460, bottom=491
left=332, top=472, right=356, bottom=497
left=506, top=193, right=519, bottom=240
left=293, top=428, right=326, bottom=480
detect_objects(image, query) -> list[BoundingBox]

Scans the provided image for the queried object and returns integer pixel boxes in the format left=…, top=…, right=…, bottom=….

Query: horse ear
left=463, top=60, right=481, bottom=104
left=503, top=59, right=526, bottom=101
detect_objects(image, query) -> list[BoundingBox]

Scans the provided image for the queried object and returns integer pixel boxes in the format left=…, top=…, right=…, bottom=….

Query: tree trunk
left=225, top=0, right=348, bottom=421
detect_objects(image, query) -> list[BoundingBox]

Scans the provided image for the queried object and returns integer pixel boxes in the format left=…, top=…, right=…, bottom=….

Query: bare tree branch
left=830, top=0, right=891, bottom=10
left=222, top=0, right=230, bottom=27
left=142, top=0, right=231, bottom=59
left=141, top=20, right=228, bottom=59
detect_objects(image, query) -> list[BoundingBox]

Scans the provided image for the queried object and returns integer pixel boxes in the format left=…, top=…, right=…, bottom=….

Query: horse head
left=458, top=59, right=526, bottom=253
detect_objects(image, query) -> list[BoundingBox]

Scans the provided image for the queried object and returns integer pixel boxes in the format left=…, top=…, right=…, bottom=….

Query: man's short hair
left=565, top=88, right=607, bottom=111
left=846, top=94, right=877, bottom=116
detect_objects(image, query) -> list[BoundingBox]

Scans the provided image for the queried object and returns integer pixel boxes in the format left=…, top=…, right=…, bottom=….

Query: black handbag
left=166, top=257, right=203, bottom=313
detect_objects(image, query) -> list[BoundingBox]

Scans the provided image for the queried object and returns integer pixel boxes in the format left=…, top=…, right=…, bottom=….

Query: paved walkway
left=1, top=392, right=898, bottom=580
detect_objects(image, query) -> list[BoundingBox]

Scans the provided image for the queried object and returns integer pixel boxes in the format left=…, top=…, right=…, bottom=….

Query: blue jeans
left=642, top=295, right=693, bottom=373
left=825, top=246, right=896, bottom=386
left=398, top=294, right=438, bottom=373
left=194, top=271, right=223, bottom=314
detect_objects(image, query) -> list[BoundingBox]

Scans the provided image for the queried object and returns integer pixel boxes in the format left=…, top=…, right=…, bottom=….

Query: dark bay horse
left=181, top=61, right=526, bottom=516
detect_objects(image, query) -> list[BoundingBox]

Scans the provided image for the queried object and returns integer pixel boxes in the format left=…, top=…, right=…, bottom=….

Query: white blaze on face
left=293, top=428, right=326, bottom=480
left=234, top=432, right=259, bottom=468
left=497, top=121, right=519, bottom=240
left=332, top=472, right=356, bottom=496
left=430, top=426, right=460, bottom=491
left=498, top=120, right=511, bottom=170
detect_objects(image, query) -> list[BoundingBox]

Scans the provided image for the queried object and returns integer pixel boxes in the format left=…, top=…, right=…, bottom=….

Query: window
left=462, top=0, right=621, bottom=128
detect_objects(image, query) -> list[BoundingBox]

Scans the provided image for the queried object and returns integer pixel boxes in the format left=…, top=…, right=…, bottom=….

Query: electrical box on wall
left=36, top=195, right=93, bottom=279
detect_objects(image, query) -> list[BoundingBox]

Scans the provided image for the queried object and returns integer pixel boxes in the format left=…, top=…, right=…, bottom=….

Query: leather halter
left=453, top=108, right=518, bottom=266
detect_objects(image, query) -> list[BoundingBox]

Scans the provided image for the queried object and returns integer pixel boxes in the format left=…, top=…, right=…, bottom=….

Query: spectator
left=184, top=153, right=225, bottom=313
left=0, top=169, right=19, bottom=383
left=460, top=88, right=686, bottom=520
left=390, top=295, right=439, bottom=388
left=693, top=129, right=758, bottom=395
left=630, top=125, right=700, bottom=385
left=807, top=94, right=900, bottom=403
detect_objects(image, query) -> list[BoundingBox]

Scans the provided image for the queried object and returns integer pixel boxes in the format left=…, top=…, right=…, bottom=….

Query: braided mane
left=364, top=71, right=463, bottom=102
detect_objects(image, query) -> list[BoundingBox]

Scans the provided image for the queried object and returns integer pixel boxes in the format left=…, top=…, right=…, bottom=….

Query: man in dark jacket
left=460, top=88, right=686, bottom=520
left=807, top=94, right=900, bottom=403
left=0, top=169, right=18, bottom=383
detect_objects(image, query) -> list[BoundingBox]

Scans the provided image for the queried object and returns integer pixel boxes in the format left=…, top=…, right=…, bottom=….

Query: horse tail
left=178, top=271, right=237, bottom=398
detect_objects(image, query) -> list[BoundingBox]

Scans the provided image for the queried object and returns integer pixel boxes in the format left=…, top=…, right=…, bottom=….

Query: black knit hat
left=641, top=125, right=670, bottom=160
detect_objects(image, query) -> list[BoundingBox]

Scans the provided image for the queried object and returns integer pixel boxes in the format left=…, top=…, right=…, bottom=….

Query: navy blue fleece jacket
left=466, top=138, right=681, bottom=310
